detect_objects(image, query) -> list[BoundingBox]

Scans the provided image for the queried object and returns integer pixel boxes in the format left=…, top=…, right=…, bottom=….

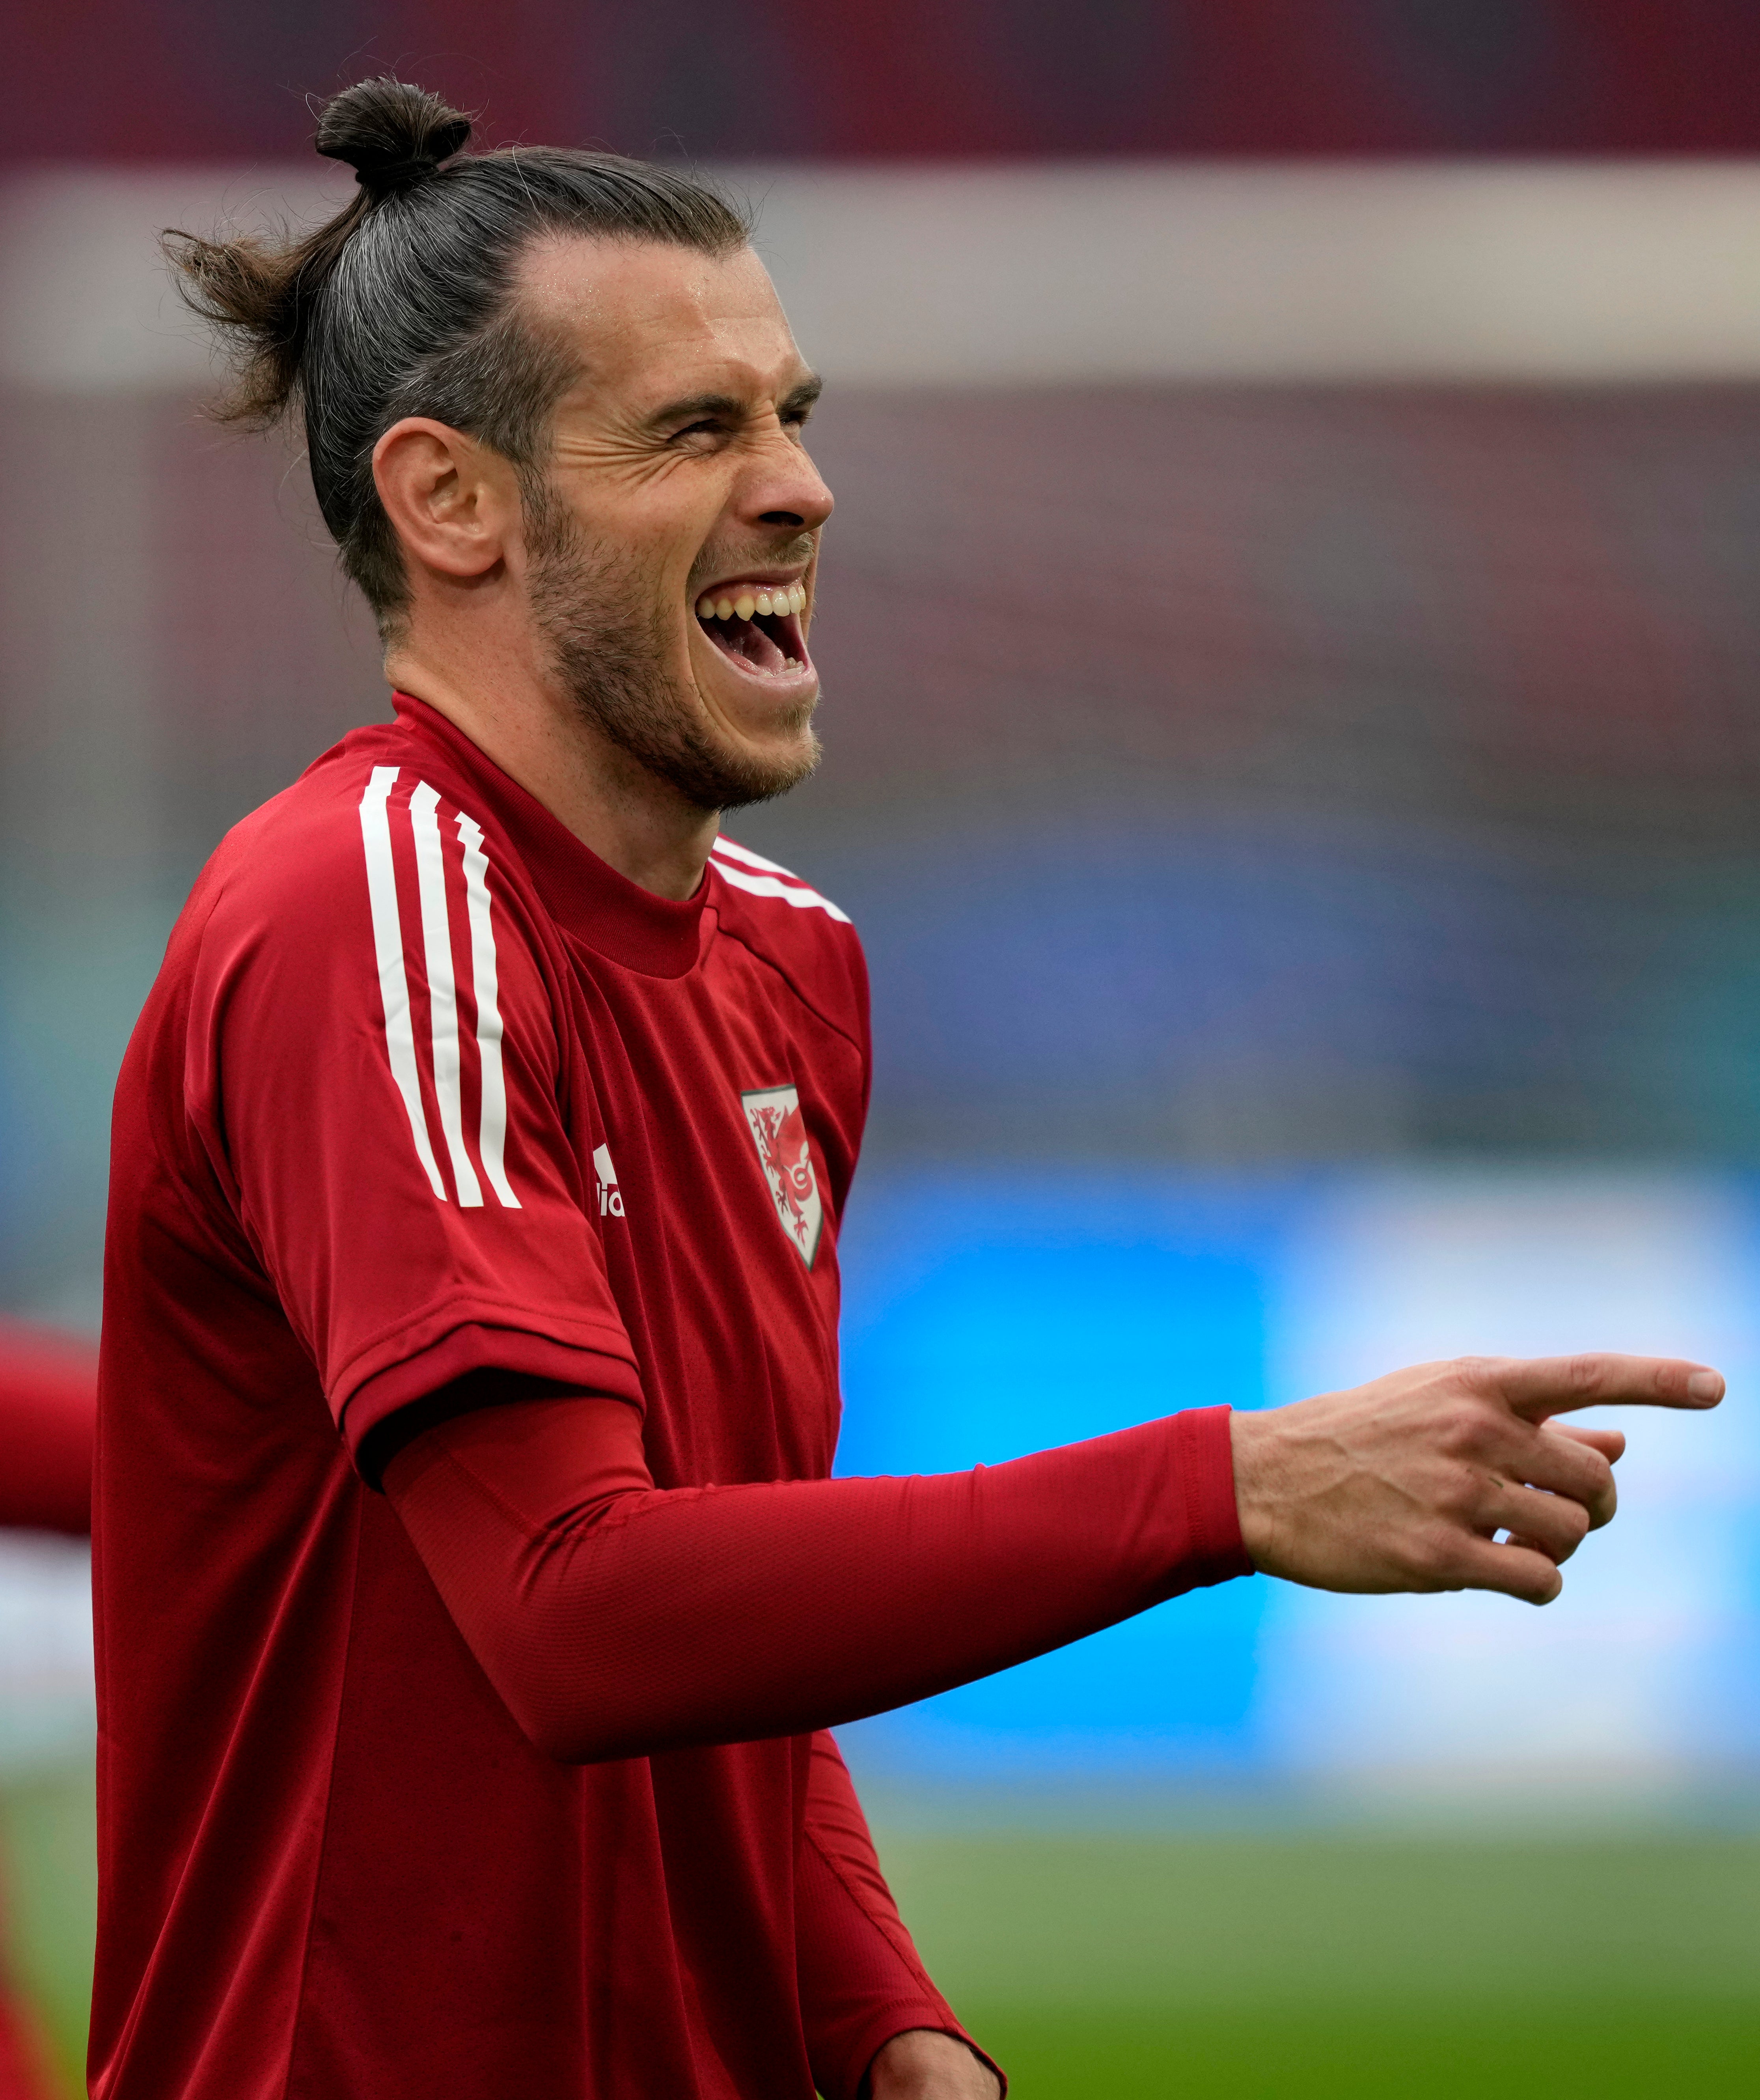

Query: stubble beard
left=525, top=489, right=821, bottom=814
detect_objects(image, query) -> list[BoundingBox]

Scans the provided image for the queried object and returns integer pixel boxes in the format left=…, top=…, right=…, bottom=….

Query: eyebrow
left=647, top=374, right=824, bottom=431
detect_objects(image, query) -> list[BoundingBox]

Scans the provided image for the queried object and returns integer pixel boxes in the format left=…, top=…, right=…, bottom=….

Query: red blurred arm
left=380, top=1385, right=1245, bottom=1765
left=0, top=1319, right=97, bottom=1536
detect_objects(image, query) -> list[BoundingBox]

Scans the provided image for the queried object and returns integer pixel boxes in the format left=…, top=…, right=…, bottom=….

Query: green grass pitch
left=877, top=1824, right=1760, bottom=2097
left=3, top=1765, right=1756, bottom=2096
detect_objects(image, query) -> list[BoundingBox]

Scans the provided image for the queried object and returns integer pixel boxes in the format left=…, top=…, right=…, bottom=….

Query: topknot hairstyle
left=165, top=78, right=750, bottom=631
left=316, top=77, right=472, bottom=196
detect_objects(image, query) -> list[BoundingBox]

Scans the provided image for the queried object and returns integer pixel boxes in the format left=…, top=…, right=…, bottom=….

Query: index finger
left=1477, top=1353, right=1724, bottom=1421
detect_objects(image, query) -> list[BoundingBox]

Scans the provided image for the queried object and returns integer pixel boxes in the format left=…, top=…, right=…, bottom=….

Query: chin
left=710, top=720, right=822, bottom=811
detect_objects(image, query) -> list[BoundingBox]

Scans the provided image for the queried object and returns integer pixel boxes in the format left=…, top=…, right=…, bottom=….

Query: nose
left=741, top=420, right=834, bottom=537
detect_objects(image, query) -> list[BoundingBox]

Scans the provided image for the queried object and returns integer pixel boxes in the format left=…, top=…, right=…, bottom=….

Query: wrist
left=1227, top=1405, right=1282, bottom=1572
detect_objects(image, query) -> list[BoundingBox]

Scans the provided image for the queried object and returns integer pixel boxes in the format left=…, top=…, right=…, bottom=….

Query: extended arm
left=381, top=1348, right=1722, bottom=1768
left=380, top=1386, right=1245, bottom=1764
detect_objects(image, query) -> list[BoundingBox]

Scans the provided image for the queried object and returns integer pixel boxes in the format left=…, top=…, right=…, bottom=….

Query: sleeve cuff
left=338, top=1319, right=644, bottom=1468
left=1172, top=1404, right=1255, bottom=1587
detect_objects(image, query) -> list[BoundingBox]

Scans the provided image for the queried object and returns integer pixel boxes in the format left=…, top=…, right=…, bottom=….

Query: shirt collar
left=390, top=691, right=710, bottom=979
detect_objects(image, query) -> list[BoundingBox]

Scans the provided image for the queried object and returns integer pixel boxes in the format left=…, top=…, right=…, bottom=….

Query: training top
left=93, top=692, right=1246, bottom=2100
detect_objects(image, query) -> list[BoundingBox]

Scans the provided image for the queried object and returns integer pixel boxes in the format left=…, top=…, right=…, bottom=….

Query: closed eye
left=669, top=413, right=809, bottom=451
left=780, top=378, right=822, bottom=429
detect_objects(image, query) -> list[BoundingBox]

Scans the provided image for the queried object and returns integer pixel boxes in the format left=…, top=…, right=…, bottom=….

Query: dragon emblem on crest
left=739, top=1083, right=823, bottom=1268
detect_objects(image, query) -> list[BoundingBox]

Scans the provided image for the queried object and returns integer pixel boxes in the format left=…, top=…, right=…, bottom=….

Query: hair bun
left=315, top=78, right=472, bottom=196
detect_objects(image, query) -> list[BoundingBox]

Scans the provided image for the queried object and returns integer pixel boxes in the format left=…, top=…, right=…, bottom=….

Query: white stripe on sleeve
left=408, top=780, right=483, bottom=1207
left=455, top=810, right=520, bottom=1209
left=357, top=766, right=447, bottom=1202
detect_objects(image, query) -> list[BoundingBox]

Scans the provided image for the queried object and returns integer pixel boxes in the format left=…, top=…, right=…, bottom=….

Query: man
left=94, top=77, right=1723, bottom=2100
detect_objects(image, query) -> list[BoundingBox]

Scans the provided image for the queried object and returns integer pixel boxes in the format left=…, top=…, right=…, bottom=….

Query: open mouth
left=694, top=581, right=812, bottom=680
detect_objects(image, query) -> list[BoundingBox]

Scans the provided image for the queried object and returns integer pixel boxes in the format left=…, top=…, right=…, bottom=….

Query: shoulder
left=199, top=722, right=533, bottom=936
left=181, top=725, right=552, bottom=1002
left=707, top=835, right=868, bottom=1043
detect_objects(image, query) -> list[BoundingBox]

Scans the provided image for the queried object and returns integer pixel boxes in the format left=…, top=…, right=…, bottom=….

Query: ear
left=372, top=417, right=518, bottom=584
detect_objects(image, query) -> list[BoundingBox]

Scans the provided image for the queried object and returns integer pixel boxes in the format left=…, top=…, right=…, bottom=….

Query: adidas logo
left=593, top=1144, right=625, bottom=1219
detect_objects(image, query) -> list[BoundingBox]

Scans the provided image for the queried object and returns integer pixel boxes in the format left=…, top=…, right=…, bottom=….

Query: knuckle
left=1407, top=1526, right=1457, bottom=1586
left=1436, top=1400, right=1493, bottom=1459
left=1438, top=1462, right=1485, bottom=1522
left=1557, top=1498, right=1591, bottom=1549
left=1566, top=1353, right=1607, bottom=1399
left=1566, top=1450, right=1613, bottom=1505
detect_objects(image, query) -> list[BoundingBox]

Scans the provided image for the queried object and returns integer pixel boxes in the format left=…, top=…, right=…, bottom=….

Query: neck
left=384, top=633, right=717, bottom=904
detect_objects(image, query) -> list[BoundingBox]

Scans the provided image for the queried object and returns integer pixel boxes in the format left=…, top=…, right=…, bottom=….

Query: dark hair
left=164, top=79, right=750, bottom=630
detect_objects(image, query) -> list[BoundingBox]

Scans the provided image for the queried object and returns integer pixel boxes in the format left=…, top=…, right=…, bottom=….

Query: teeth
left=695, top=582, right=809, bottom=622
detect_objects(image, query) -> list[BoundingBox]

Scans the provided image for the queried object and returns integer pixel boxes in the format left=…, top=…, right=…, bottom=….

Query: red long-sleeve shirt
left=94, top=694, right=1249, bottom=2100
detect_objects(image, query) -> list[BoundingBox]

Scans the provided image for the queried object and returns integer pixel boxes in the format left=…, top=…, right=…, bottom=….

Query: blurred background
left=3, top=3, right=1760, bottom=2094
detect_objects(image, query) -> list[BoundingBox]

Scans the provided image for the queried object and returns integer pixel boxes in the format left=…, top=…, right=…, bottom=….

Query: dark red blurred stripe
left=0, top=1319, right=96, bottom=1538
left=6, top=1, right=1760, bottom=164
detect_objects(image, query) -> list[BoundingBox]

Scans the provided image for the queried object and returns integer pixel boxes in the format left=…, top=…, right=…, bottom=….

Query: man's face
left=513, top=235, right=833, bottom=811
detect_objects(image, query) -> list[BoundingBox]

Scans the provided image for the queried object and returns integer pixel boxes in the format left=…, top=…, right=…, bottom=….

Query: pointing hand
left=1228, top=1353, right=1723, bottom=1605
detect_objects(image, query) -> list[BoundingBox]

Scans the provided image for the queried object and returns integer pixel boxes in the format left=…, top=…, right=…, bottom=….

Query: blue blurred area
left=837, top=1176, right=1283, bottom=1771
left=834, top=1167, right=1760, bottom=1791
left=837, top=1178, right=1280, bottom=1467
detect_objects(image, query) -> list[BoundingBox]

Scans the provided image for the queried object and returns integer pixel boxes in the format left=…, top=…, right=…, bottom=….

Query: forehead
left=514, top=234, right=805, bottom=407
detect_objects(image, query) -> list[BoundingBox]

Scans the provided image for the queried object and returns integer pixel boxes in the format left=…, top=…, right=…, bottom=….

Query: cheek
left=567, top=466, right=726, bottom=586
left=636, top=463, right=737, bottom=553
